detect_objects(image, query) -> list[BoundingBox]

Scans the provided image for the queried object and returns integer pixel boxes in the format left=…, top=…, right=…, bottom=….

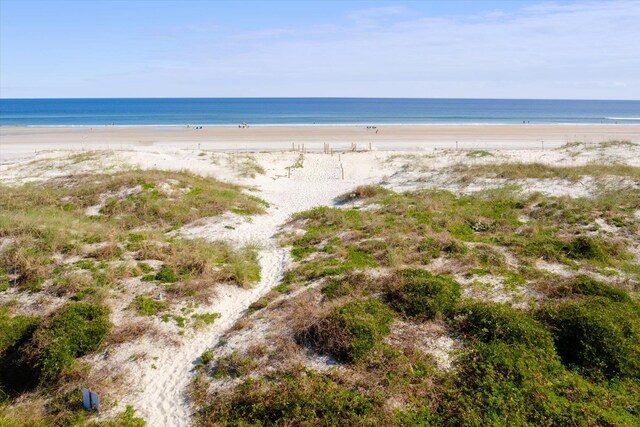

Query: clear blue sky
left=1, top=0, right=639, bottom=99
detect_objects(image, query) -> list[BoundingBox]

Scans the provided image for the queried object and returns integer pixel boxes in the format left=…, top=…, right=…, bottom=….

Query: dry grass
left=0, top=169, right=267, bottom=424
left=451, top=162, right=640, bottom=182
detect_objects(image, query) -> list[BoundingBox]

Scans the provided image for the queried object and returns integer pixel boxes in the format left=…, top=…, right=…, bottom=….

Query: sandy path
left=125, top=153, right=384, bottom=426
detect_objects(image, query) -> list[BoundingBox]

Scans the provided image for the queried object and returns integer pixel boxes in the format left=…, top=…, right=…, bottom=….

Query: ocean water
left=0, top=98, right=639, bottom=126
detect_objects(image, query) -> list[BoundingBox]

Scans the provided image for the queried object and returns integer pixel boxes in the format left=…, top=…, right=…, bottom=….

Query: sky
left=1, top=0, right=639, bottom=99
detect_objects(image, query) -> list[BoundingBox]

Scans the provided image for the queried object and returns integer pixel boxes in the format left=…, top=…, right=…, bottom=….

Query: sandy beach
left=2, top=124, right=639, bottom=163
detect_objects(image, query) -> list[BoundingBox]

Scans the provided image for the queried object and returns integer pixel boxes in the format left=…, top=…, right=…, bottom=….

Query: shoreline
left=2, top=124, right=639, bottom=164
left=2, top=122, right=640, bottom=128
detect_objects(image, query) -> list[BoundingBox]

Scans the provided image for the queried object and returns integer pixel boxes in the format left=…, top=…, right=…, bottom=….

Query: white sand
left=1, top=133, right=639, bottom=426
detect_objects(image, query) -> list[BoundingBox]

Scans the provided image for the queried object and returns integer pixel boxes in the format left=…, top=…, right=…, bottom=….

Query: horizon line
left=1, top=96, right=639, bottom=102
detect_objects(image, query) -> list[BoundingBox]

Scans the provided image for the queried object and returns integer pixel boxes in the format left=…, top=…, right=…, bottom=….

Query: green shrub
left=571, top=275, right=630, bottom=302
left=564, top=236, right=608, bottom=261
left=302, top=299, right=394, bottom=363
left=536, top=300, right=640, bottom=380
left=452, top=302, right=554, bottom=350
left=199, top=349, right=215, bottom=366
left=385, top=269, right=461, bottom=320
left=196, top=371, right=383, bottom=425
left=191, top=312, right=220, bottom=327
left=440, top=341, right=639, bottom=426
left=132, top=295, right=168, bottom=316
left=213, top=351, right=257, bottom=378
left=154, top=265, right=177, bottom=283
left=0, top=311, right=40, bottom=397
left=31, top=302, right=111, bottom=382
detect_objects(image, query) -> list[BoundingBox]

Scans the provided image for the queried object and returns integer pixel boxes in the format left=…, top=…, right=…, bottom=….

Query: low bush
left=213, top=351, right=257, bottom=378
left=0, top=311, right=40, bottom=397
left=154, top=265, right=177, bottom=283
left=452, top=302, right=554, bottom=350
left=536, top=299, right=640, bottom=380
left=195, top=371, right=383, bottom=426
left=385, top=269, right=461, bottom=320
left=570, top=275, right=630, bottom=302
left=29, top=303, right=111, bottom=382
left=302, top=299, right=394, bottom=363
left=440, top=341, right=639, bottom=426
left=131, top=295, right=169, bottom=316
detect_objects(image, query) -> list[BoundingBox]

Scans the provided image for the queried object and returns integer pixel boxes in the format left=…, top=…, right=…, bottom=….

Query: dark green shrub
left=0, top=311, right=40, bottom=396
left=199, top=349, right=214, bottom=366
left=440, top=341, right=639, bottom=426
left=452, top=302, right=554, bottom=350
left=31, top=302, right=111, bottom=382
left=303, top=299, right=394, bottom=363
left=536, top=300, right=640, bottom=380
left=386, top=269, right=461, bottom=320
left=564, top=236, right=608, bottom=261
left=155, top=265, right=177, bottom=283
left=571, top=275, right=630, bottom=302
left=196, top=371, right=383, bottom=425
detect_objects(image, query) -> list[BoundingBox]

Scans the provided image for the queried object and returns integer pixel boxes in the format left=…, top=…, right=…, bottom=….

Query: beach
left=1, top=128, right=639, bottom=426
left=2, top=124, right=640, bottom=163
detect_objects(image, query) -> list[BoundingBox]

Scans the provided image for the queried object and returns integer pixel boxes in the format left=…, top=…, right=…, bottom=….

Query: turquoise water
left=0, top=98, right=639, bottom=126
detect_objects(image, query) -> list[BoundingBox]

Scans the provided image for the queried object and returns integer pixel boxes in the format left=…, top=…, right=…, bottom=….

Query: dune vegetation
left=193, top=185, right=640, bottom=426
left=0, top=170, right=265, bottom=425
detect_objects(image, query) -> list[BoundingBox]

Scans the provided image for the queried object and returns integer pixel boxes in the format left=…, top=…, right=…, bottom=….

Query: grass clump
left=131, top=295, right=169, bottom=316
left=466, top=150, right=493, bottom=158
left=385, top=269, right=461, bottom=320
left=335, top=185, right=389, bottom=204
left=536, top=299, right=640, bottom=380
left=229, top=155, right=266, bottom=178
left=154, top=265, right=177, bottom=283
left=213, top=351, right=257, bottom=379
left=191, top=312, right=221, bottom=328
left=453, top=162, right=640, bottom=182
left=302, top=299, right=394, bottom=363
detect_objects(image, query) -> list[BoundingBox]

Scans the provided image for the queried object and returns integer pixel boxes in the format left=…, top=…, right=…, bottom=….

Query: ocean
left=0, top=98, right=639, bottom=126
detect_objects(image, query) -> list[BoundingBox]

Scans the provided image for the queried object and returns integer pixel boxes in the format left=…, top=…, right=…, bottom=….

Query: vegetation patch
left=131, top=295, right=169, bottom=316
left=453, top=162, right=640, bottom=182
left=300, top=299, right=394, bottom=363
left=536, top=298, right=640, bottom=380
left=385, top=269, right=461, bottom=320
left=0, top=169, right=266, bottom=423
left=195, top=182, right=640, bottom=426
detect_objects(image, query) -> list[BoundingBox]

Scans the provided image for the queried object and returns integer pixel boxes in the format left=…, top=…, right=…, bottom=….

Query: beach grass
left=0, top=169, right=266, bottom=424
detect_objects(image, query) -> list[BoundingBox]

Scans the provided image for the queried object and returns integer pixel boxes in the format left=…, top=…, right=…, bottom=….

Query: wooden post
left=288, top=167, right=291, bottom=178
left=369, top=142, right=372, bottom=151
left=341, top=164, right=344, bottom=180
